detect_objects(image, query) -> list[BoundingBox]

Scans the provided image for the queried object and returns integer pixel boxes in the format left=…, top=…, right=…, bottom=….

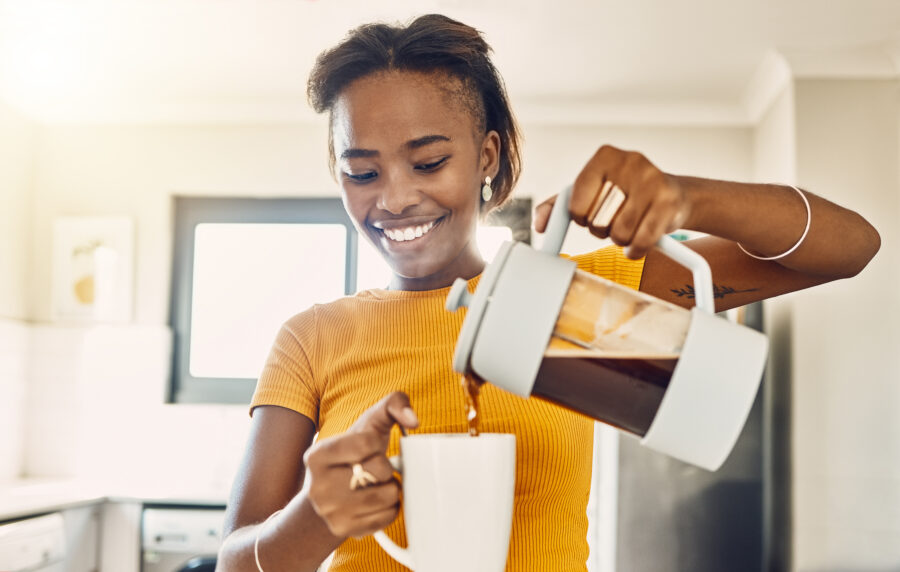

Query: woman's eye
left=344, top=171, right=377, bottom=183
left=415, top=157, right=448, bottom=172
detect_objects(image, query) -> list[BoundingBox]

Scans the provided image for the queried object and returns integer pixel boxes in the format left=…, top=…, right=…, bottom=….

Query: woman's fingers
left=305, top=429, right=383, bottom=467
left=607, top=188, right=651, bottom=247
left=355, top=453, right=399, bottom=484
left=617, top=180, right=688, bottom=258
left=537, top=145, right=688, bottom=256
left=624, top=197, right=674, bottom=259
left=351, top=391, right=419, bottom=436
left=348, top=503, right=402, bottom=539
left=352, top=480, right=402, bottom=516
left=315, top=478, right=402, bottom=538
left=570, top=145, right=626, bottom=227
left=532, top=195, right=557, bottom=233
left=306, top=443, right=403, bottom=537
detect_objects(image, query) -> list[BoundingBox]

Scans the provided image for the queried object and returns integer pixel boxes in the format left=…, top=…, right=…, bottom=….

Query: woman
left=217, top=14, right=880, bottom=572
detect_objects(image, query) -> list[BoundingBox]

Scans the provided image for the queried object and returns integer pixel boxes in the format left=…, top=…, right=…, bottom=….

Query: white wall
left=0, top=99, right=34, bottom=320
left=29, top=123, right=333, bottom=325
left=0, top=319, right=28, bottom=480
left=753, top=84, right=796, bottom=571
left=753, top=86, right=796, bottom=185
left=790, top=79, right=900, bottom=570
left=0, top=99, right=35, bottom=479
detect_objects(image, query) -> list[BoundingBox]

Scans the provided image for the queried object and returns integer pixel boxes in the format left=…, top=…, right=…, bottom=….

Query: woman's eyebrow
left=340, top=148, right=379, bottom=159
left=339, top=135, right=451, bottom=159
left=406, top=134, right=451, bottom=150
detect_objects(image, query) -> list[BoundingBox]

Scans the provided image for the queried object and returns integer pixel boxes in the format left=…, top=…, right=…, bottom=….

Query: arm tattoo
left=670, top=284, right=760, bottom=300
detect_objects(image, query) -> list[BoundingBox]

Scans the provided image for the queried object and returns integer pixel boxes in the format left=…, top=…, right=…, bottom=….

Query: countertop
left=0, top=477, right=229, bottom=522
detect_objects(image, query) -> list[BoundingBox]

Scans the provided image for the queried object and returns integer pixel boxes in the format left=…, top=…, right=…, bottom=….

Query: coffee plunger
left=445, top=185, right=768, bottom=471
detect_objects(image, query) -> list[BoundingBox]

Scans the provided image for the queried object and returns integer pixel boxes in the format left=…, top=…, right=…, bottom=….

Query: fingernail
left=401, top=407, right=418, bottom=426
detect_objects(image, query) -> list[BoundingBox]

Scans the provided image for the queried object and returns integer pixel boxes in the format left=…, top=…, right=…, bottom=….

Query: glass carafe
left=534, top=269, right=692, bottom=436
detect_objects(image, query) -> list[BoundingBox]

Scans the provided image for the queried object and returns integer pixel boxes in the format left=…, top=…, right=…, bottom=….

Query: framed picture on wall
left=51, top=216, right=134, bottom=323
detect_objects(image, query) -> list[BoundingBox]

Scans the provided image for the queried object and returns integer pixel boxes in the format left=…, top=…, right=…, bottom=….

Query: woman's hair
left=307, top=13, right=522, bottom=210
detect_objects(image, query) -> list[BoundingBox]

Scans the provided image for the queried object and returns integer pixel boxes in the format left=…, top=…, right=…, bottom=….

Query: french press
left=445, top=185, right=768, bottom=471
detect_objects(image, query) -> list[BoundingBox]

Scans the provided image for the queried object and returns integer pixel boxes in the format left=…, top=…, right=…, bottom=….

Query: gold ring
left=349, top=462, right=378, bottom=490
left=591, top=184, right=626, bottom=231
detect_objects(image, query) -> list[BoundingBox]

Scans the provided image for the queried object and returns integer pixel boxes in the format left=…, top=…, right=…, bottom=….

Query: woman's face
left=331, top=70, right=499, bottom=291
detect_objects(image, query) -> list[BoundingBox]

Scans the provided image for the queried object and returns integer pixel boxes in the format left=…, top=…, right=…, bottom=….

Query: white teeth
left=382, top=220, right=437, bottom=242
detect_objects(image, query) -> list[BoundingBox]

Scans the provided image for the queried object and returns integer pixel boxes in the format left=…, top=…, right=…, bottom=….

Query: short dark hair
left=307, top=13, right=522, bottom=210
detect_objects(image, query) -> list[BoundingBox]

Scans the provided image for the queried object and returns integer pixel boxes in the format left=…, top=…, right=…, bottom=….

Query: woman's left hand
left=534, top=145, right=691, bottom=259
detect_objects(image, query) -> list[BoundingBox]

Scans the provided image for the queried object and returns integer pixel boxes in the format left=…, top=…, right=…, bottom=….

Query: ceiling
left=1, top=0, right=898, bottom=125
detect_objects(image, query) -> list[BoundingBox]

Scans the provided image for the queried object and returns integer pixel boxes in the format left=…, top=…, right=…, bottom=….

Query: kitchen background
left=0, top=0, right=898, bottom=570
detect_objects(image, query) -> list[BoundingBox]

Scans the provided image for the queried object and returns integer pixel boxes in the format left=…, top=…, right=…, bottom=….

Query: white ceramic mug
left=373, top=433, right=516, bottom=572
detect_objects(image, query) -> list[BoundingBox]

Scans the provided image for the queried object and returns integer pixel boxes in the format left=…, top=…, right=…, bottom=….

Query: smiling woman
left=216, top=12, right=880, bottom=572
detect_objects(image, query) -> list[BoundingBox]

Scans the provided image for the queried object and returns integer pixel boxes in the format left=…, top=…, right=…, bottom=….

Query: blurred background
left=0, top=1, right=897, bottom=571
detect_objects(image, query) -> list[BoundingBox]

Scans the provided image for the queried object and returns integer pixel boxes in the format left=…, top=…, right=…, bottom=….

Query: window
left=169, top=196, right=531, bottom=404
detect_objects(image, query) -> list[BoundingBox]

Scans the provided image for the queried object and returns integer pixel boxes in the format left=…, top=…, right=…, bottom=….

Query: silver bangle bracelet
left=255, top=509, right=284, bottom=572
left=737, top=185, right=811, bottom=261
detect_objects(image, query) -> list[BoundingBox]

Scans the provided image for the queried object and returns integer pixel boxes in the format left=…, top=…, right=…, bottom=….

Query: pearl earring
left=481, top=176, right=493, bottom=202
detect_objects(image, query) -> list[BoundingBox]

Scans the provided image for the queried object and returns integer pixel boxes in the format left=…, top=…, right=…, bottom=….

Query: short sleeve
left=249, top=308, right=320, bottom=426
left=564, top=244, right=646, bottom=290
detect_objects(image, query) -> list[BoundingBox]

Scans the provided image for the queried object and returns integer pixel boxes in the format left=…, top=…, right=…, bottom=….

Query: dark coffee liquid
left=532, top=356, right=677, bottom=437
left=462, top=374, right=481, bottom=436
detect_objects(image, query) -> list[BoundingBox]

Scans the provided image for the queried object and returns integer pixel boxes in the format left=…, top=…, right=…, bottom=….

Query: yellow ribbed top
left=251, top=245, right=645, bottom=571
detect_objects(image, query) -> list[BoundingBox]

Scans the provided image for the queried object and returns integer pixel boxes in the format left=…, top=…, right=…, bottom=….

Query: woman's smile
left=372, top=216, right=443, bottom=245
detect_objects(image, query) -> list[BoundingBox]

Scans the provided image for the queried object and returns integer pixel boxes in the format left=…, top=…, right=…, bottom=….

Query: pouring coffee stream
left=462, top=374, right=481, bottom=436
left=446, top=185, right=769, bottom=471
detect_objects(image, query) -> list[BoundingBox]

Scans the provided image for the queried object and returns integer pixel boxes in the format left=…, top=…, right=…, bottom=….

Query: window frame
left=169, top=196, right=358, bottom=404
left=168, top=196, right=531, bottom=404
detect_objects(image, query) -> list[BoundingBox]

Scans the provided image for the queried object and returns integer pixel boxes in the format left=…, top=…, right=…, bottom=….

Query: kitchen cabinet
left=98, top=501, right=142, bottom=572
left=0, top=481, right=225, bottom=572
left=61, top=505, right=100, bottom=572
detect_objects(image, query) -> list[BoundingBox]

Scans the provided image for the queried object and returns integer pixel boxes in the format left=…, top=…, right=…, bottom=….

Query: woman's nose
left=375, top=170, right=421, bottom=214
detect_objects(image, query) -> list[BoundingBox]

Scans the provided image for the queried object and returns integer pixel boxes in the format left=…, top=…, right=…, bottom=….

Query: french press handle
left=540, top=184, right=715, bottom=314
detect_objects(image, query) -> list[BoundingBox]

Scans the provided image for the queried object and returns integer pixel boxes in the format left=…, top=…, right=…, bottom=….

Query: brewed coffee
left=533, top=351, right=677, bottom=436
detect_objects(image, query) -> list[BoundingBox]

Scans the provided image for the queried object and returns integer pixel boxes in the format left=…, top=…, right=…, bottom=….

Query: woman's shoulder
left=279, top=291, right=397, bottom=334
left=280, top=294, right=362, bottom=329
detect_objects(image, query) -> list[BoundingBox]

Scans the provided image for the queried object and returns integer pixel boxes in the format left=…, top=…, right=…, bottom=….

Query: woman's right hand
left=304, top=392, right=419, bottom=538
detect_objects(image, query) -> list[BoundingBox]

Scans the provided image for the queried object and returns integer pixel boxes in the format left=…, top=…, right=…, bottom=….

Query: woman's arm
left=218, top=406, right=342, bottom=572
left=535, top=146, right=880, bottom=311
left=640, top=177, right=880, bottom=311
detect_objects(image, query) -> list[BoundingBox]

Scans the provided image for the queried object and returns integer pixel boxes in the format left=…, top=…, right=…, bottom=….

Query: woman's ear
left=481, top=130, right=501, bottom=179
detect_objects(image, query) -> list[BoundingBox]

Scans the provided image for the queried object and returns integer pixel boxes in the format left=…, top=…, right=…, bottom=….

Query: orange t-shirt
left=251, top=245, right=645, bottom=571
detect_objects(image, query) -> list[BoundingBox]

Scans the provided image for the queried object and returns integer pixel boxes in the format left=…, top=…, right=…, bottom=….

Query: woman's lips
left=373, top=217, right=443, bottom=245
left=382, top=219, right=437, bottom=242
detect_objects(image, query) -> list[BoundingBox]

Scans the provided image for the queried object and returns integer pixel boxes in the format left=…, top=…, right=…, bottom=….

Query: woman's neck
left=387, top=255, right=486, bottom=291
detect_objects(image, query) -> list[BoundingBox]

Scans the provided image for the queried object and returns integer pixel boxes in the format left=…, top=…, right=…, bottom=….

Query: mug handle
left=371, top=456, right=414, bottom=569
left=541, top=184, right=715, bottom=314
